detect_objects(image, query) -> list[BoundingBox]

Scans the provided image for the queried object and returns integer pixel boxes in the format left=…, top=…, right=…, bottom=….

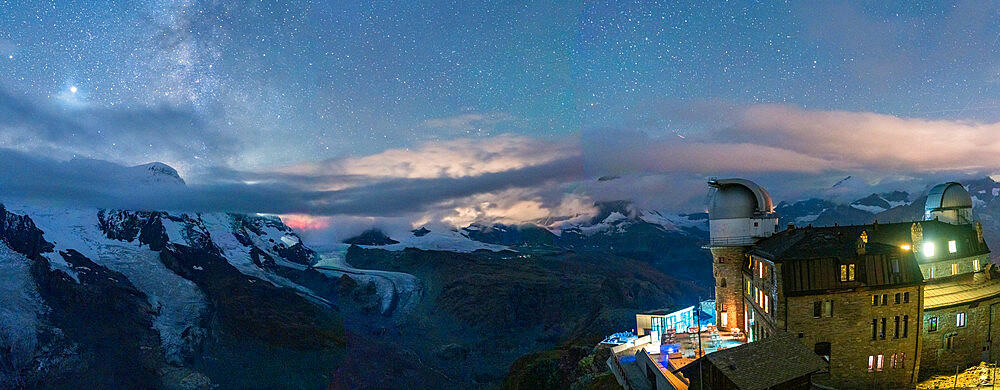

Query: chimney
left=911, top=223, right=923, bottom=254
left=787, top=223, right=795, bottom=231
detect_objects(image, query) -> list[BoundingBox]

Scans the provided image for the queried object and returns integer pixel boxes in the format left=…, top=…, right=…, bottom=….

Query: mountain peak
left=131, top=162, right=186, bottom=186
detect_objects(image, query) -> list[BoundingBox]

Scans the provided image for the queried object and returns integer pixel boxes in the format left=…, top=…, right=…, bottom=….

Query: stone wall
left=711, top=246, right=749, bottom=331
left=920, top=254, right=986, bottom=280
left=920, top=297, right=1000, bottom=377
left=785, top=284, right=923, bottom=389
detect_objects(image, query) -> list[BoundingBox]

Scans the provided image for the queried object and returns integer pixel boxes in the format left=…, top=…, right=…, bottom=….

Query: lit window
left=957, top=312, right=966, bottom=327
left=929, top=267, right=935, bottom=278
left=923, top=242, right=935, bottom=257
left=900, top=244, right=911, bottom=251
left=949, top=240, right=957, bottom=253
left=849, top=264, right=855, bottom=281
left=929, top=317, right=939, bottom=332
left=823, top=300, right=833, bottom=317
left=877, top=355, right=884, bottom=371
left=975, top=259, right=981, bottom=272
left=952, top=264, right=958, bottom=275
left=868, top=355, right=875, bottom=372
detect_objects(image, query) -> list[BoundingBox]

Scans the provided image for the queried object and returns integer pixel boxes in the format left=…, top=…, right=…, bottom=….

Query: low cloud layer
left=3, top=98, right=1000, bottom=243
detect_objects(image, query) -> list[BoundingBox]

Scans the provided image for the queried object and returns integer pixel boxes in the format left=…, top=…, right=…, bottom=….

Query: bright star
left=70, top=86, right=78, bottom=93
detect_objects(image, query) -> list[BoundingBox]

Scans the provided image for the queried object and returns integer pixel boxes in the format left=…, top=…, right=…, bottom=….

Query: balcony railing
left=709, top=236, right=756, bottom=246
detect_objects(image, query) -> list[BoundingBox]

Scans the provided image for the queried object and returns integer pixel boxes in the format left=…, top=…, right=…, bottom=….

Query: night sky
left=2, top=1, right=999, bottom=240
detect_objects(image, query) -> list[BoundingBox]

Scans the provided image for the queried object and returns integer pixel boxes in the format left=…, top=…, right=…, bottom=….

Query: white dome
left=708, top=178, right=774, bottom=220
left=926, top=182, right=972, bottom=212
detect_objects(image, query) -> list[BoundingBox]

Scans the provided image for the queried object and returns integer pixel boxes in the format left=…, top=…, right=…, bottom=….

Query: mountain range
left=4, top=162, right=1000, bottom=389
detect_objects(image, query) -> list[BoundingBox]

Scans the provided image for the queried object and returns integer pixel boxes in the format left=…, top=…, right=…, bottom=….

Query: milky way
left=1, top=1, right=999, bottom=240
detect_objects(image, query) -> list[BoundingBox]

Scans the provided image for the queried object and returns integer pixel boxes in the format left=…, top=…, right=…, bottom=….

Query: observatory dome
left=708, top=179, right=774, bottom=220
left=926, top=182, right=972, bottom=211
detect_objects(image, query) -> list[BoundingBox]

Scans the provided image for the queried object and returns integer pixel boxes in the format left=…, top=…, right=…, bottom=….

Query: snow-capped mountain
left=342, top=200, right=713, bottom=284
left=849, top=191, right=910, bottom=214
left=0, top=202, right=363, bottom=389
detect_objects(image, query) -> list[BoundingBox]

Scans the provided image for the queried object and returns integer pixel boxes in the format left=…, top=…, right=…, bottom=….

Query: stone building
left=707, top=179, right=997, bottom=388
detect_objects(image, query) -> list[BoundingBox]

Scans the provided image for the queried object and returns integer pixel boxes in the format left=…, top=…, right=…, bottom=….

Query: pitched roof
left=748, top=220, right=989, bottom=295
left=924, top=266, right=1000, bottom=309
left=751, top=220, right=987, bottom=263
left=680, top=332, right=827, bottom=389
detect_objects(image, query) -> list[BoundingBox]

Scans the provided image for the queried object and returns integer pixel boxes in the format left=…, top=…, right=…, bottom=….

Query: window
left=975, top=259, right=981, bottom=272
left=949, top=240, right=957, bottom=253
left=904, top=292, right=910, bottom=303
left=894, top=293, right=901, bottom=304
left=814, top=301, right=822, bottom=318
left=952, top=263, right=959, bottom=275
left=823, top=300, right=833, bottom=317
left=894, top=316, right=900, bottom=339
left=871, top=319, right=878, bottom=341
left=720, top=278, right=727, bottom=288
left=929, top=267, right=935, bottom=278
left=929, top=316, right=939, bottom=332
left=890, top=353, right=906, bottom=369
left=840, top=264, right=856, bottom=282
left=924, top=242, right=935, bottom=257
left=747, top=280, right=752, bottom=295
left=892, top=259, right=900, bottom=273
left=957, top=312, right=967, bottom=327
left=903, top=315, right=909, bottom=338
left=815, top=342, right=831, bottom=362
left=868, top=355, right=875, bottom=372
left=882, top=294, right=888, bottom=306
left=946, top=333, right=957, bottom=350
left=872, top=295, right=879, bottom=306
left=763, top=294, right=769, bottom=313
left=877, top=354, right=884, bottom=371
left=891, top=353, right=897, bottom=369
left=880, top=318, right=886, bottom=340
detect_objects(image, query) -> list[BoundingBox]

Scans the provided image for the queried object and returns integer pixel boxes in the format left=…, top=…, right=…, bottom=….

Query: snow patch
left=374, top=229, right=509, bottom=253
left=0, top=242, right=43, bottom=370
left=850, top=204, right=887, bottom=214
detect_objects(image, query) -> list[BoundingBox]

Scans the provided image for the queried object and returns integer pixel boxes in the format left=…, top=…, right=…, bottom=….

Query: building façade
left=708, top=179, right=997, bottom=389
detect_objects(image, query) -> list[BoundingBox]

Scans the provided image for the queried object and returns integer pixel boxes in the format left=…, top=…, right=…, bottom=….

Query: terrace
left=608, top=326, right=747, bottom=390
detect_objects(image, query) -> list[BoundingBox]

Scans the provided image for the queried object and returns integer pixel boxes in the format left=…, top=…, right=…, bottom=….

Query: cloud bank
left=4, top=90, right=1000, bottom=242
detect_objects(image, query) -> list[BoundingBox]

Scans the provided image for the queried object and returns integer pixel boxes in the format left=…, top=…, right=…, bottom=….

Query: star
left=70, top=86, right=78, bottom=94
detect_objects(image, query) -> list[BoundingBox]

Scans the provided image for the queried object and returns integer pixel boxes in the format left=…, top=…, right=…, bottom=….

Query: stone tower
left=707, top=178, right=778, bottom=331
